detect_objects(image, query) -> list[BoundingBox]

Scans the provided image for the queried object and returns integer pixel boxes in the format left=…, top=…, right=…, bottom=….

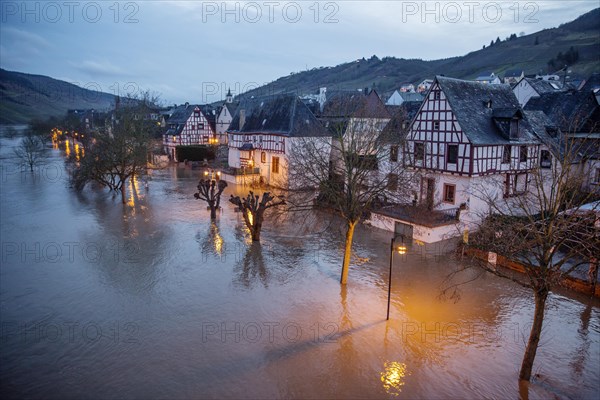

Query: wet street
left=1, top=130, right=599, bottom=399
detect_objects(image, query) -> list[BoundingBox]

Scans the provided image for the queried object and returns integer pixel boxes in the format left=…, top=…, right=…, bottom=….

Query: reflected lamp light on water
left=381, top=361, right=408, bottom=395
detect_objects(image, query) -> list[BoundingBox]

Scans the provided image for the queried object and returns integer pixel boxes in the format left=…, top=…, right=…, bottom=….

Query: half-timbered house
left=162, top=103, right=217, bottom=161
left=226, top=94, right=330, bottom=188
left=403, top=76, right=543, bottom=225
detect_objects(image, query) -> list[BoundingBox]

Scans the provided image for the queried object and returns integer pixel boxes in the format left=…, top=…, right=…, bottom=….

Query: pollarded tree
left=194, top=179, right=228, bottom=219
left=461, top=133, right=599, bottom=383
left=229, top=191, right=286, bottom=242
left=287, top=91, right=415, bottom=284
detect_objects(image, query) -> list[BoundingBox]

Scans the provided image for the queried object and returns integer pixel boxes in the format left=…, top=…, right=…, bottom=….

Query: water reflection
left=196, top=221, right=224, bottom=257
left=381, top=361, right=409, bottom=396
left=235, top=242, right=268, bottom=288
left=0, top=131, right=598, bottom=399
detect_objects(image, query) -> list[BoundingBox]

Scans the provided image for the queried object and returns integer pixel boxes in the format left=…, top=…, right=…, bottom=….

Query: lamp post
left=204, top=168, right=221, bottom=181
left=387, top=234, right=407, bottom=321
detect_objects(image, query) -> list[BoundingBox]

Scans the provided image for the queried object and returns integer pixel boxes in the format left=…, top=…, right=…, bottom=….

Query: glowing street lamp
left=387, top=235, right=407, bottom=320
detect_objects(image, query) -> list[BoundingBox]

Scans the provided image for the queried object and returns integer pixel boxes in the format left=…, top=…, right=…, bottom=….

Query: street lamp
left=387, top=234, right=407, bottom=320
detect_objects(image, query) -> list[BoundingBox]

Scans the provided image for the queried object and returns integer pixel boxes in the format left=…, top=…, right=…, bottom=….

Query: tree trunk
left=120, top=181, right=127, bottom=204
left=252, top=218, right=263, bottom=242
left=340, top=220, right=357, bottom=285
left=519, top=288, right=548, bottom=381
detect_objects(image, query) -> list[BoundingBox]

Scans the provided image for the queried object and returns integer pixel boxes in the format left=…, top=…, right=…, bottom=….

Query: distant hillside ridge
left=237, top=8, right=600, bottom=100
left=0, top=69, right=116, bottom=124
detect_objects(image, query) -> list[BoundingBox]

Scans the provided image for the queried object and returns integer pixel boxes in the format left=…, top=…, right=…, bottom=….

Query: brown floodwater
left=1, top=129, right=599, bottom=399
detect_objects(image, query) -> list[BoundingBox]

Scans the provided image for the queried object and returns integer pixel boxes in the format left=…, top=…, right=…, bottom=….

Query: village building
left=162, top=103, right=217, bottom=161
left=503, top=69, right=525, bottom=85
left=385, top=90, right=424, bottom=106
left=474, top=72, right=502, bottom=84
left=512, top=76, right=563, bottom=107
left=370, top=76, right=544, bottom=243
left=225, top=94, right=330, bottom=187
left=215, top=89, right=238, bottom=144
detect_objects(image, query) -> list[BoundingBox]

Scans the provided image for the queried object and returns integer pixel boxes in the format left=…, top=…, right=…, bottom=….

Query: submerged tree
left=71, top=92, right=161, bottom=203
left=194, top=179, right=228, bottom=219
left=229, top=191, right=285, bottom=242
left=288, top=92, right=414, bottom=284
left=14, top=132, right=47, bottom=172
left=459, top=134, right=599, bottom=382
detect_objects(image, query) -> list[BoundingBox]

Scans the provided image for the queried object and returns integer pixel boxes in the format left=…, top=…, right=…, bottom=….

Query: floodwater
left=1, top=129, right=599, bottom=399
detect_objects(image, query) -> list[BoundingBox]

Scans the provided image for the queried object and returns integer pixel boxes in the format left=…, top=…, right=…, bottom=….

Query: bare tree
left=71, top=92, right=161, bottom=203
left=229, top=191, right=286, bottom=242
left=194, top=179, right=228, bottom=219
left=459, top=135, right=599, bottom=382
left=14, top=132, right=47, bottom=172
left=288, top=93, right=413, bottom=284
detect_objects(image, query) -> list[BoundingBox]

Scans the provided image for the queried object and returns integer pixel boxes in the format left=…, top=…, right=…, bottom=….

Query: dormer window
left=485, top=100, right=493, bottom=108
left=510, top=118, right=519, bottom=139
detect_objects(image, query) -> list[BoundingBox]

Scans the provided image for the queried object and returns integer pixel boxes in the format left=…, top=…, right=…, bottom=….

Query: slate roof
left=523, top=110, right=565, bottom=159
left=504, top=69, right=523, bottom=78
left=436, top=76, right=539, bottom=145
left=581, top=73, right=600, bottom=92
left=382, top=101, right=423, bottom=143
left=521, top=77, right=563, bottom=93
left=164, top=104, right=216, bottom=136
left=524, top=90, right=599, bottom=132
left=227, top=94, right=330, bottom=137
left=319, top=90, right=390, bottom=119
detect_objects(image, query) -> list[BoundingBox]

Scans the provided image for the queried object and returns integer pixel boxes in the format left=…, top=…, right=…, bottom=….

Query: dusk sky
left=1, top=1, right=597, bottom=104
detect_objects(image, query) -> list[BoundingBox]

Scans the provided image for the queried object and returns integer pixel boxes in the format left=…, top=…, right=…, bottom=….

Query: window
left=390, top=145, right=399, bottom=162
left=433, top=121, right=440, bottom=130
left=520, top=146, right=528, bottom=162
left=505, top=173, right=528, bottom=197
left=510, top=119, right=519, bottom=139
left=434, top=91, right=441, bottom=100
left=594, top=168, right=600, bottom=184
left=502, top=145, right=511, bottom=164
left=447, top=144, right=458, bottom=164
left=414, top=142, right=425, bottom=161
left=198, top=123, right=204, bottom=130
left=272, top=157, right=280, bottom=174
left=540, top=150, right=551, bottom=168
left=443, top=184, right=456, bottom=203
left=261, top=152, right=266, bottom=163
left=387, top=173, right=398, bottom=191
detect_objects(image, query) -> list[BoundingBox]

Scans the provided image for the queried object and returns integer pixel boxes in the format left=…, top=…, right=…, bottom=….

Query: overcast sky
left=1, top=1, right=597, bottom=104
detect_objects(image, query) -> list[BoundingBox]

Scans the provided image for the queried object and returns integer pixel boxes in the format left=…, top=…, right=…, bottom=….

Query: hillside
left=1, top=8, right=598, bottom=123
left=0, top=69, right=116, bottom=124
left=241, top=8, right=600, bottom=99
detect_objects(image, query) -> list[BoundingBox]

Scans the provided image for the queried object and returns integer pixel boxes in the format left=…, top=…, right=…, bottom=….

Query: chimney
left=239, top=109, right=246, bottom=130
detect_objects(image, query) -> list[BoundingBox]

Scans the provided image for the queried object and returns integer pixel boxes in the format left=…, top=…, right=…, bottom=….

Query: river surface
left=1, top=129, right=599, bottom=399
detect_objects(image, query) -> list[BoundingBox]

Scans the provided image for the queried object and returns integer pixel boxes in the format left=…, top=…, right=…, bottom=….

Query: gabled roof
left=504, top=69, right=523, bottom=78
left=319, top=89, right=390, bottom=119
left=435, top=76, right=538, bottom=145
left=524, top=90, right=599, bottom=132
left=227, top=94, right=329, bottom=137
left=520, top=77, right=563, bottom=93
left=382, top=101, right=423, bottom=143
left=199, top=104, right=217, bottom=132
left=164, top=104, right=216, bottom=135
left=475, top=72, right=497, bottom=81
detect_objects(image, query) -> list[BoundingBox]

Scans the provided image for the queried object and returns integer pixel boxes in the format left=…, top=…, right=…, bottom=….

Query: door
left=395, top=222, right=413, bottom=240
